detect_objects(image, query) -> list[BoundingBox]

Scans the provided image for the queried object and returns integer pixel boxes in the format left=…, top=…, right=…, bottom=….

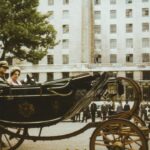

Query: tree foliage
left=0, top=0, right=57, bottom=63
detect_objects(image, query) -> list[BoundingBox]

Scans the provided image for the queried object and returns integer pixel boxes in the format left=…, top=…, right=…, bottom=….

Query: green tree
left=0, top=0, right=57, bottom=63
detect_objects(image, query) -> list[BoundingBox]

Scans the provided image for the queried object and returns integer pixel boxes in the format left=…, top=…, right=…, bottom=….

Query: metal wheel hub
left=112, top=141, right=124, bottom=150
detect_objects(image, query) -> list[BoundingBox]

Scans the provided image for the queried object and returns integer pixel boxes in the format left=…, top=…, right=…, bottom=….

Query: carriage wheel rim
left=0, top=127, right=27, bottom=150
left=90, top=118, right=148, bottom=150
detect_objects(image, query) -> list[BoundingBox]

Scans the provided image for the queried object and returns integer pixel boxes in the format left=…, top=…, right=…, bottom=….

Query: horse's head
left=22, top=74, right=37, bottom=85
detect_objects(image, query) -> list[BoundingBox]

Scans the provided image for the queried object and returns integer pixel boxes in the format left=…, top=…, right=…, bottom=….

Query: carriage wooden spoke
left=131, top=114, right=146, bottom=127
left=90, top=119, right=148, bottom=150
left=0, top=128, right=27, bottom=150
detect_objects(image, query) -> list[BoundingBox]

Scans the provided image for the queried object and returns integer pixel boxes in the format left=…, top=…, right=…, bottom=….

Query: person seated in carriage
left=0, top=61, right=9, bottom=84
left=7, top=66, right=22, bottom=86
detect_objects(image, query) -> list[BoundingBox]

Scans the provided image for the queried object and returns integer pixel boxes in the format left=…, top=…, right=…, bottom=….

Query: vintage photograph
left=0, top=0, right=150, bottom=149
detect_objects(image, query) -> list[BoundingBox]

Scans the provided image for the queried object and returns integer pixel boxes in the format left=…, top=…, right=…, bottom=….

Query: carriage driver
left=0, top=61, right=9, bottom=84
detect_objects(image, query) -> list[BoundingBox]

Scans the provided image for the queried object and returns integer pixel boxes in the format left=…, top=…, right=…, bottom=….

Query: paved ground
left=16, top=121, right=150, bottom=150
left=19, top=121, right=92, bottom=150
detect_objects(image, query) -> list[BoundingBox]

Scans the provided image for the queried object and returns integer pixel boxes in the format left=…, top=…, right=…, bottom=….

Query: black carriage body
left=0, top=74, right=95, bottom=127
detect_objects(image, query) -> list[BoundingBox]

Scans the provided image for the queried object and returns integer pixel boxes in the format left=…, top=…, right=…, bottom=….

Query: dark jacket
left=123, top=104, right=130, bottom=111
left=90, top=103, right=97, bottom=113
left=0, top=76, right=8, bottom=84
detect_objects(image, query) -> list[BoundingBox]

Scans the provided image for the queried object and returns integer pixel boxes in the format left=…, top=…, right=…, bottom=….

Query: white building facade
left=9, top=0, right=150, bottom=99
left=92, top=0, right=150, bottom=99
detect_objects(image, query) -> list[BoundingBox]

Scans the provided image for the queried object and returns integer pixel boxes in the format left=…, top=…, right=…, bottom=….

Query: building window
left=94, top=54, right=101, bottom=63
left=63, top=0, right=69, bottom=5
left=94, top=11, right=101, bottom=19
left=142, top=86, right=149, bottom=101
left=142, top=8, right=149, bottom=16
left=126, top=9, right=132, bottom=18
left=126, top=0, right=132, bottom=4
left=142, top=53, right=150, bottom=62
left=32, top=73, right=39, bottom=82
left=62, top=72, right=69, bottom=78
left=94, top=25, right=101, bottom=34
left=47, top=55, right=53, bottom=64
left=126, top=38, right=133, bottom=48
left=47, top=73, right=54, bottom=81
left=142, top=23, right=149, bottom=32
left=110, top=24, right=117, bottom=33
left=110, top=54, right=117, bottom=63
left=142, top=38, right=149, bottom=48
left=110, top=10, right=116, bottom=18
left=48, top=0, right=54, bottom=5
left=110, top=39, right=117, bottom=49
left=143, top=71, right=150, bottom=80
left=126, top=72, right=133, bottom=79
left=62, top=10, right=69, bottom=19
left=126, top=24, right=133, bottom=33
left=110, top=0, right=116, bottom=4
left=62, top=54, right=69, bottom=64
left=62, top=39, right=69, bottom=49
left=62, top=25, right=69, bottom=33
left=94, top=39, right=101, bottom=49
left=126, top=54, right=133, bottom=63
left=94, top=0, right=101, bottom=5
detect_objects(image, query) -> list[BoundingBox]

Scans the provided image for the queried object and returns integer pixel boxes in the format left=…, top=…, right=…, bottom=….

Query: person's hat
left=0, top=61, right=9, bottom=69
left=10, top=66, right=21, bottom=76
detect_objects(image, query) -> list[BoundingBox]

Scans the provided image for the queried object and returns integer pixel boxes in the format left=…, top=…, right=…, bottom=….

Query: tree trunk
left=0, top=48, right=6, bottom=61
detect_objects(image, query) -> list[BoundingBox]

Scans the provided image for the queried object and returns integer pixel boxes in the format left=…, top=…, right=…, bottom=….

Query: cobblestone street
left=19, top=121, right=93, bottom=150
left=17, top=121, right=150, bottom=150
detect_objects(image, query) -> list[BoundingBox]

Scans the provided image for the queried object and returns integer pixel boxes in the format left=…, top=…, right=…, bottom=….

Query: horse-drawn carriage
left=0, top=72, right=149, bottom=150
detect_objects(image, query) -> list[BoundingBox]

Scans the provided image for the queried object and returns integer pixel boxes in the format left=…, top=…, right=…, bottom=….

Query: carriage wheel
left=131, top=114, right=146, bottom=127
left=0, top=127, right=27, bottom=150
left=90, top=118, right=148, bottom=150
